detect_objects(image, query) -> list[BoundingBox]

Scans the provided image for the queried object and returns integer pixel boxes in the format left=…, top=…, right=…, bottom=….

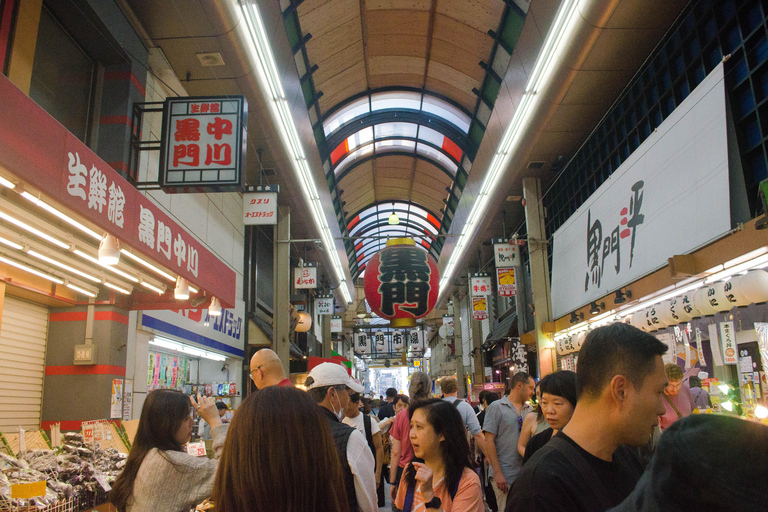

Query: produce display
left=0, top=433, right=124, bottom=511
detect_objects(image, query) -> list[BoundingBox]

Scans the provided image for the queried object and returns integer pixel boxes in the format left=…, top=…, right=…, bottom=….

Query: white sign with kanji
left=354, top=332, right=371, bottom=354
left=470, top=276, right=492, bottom=296
left=374, top=331, right=387, bottom=352
left=330, top=316, right=342, bottom=332
left=719, top=321, right=737, bottom=365
left=243, top=192, right=278, bottom=225
left=494, top=242, right=521, bottom=268
left=316, top=298, right=333, bottom=316
left=294, top=266, right=317, bottom=289
left=408, top=330, right=425, bottom=351
left=392, top=331, right=404, bottom=351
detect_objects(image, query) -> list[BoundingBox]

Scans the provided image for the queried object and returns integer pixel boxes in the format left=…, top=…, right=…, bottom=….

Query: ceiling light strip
left=104, top=281, right=132, bottom=295
left=20, top=192, right=101, bottom=240
left=0, top=254, right=64, bottom=284
left=141, top=281, right=165, bottom=295
left=66, top=282, right=97, bottom=298
left=120, top=249, right=176, bottom=282
left=27, top=250, right=101, bottom=283
left=437, top=0, right=580, bottom=303
left=239, top=1, right=351, bottom=304
left=0, top=210, right=70, bottom=249
left=73, top=249, right=140, bottom=283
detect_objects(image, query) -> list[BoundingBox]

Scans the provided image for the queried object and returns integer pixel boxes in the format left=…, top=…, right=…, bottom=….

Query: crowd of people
left=110, top=326, right=768, bottom=512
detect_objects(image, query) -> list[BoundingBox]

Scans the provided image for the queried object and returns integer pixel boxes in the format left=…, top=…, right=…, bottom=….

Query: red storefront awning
left=0, top=74, right=236, bottom=308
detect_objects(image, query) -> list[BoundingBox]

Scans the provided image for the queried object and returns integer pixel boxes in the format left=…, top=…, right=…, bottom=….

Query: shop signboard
left=316, top=296, right=333, bottom=315
left=470, top=275, right=492, bottom=296
left=295, top=264, right=317, bottom=289
left=510, top=340, right=528, bottom=374
left=0, top=74, right=237, bottom=307
left=472, top=297, right=488, bottom=321
left=719, top=321, right=737, bottom=365
left=140, top=299, right=246, bottom=358
left=493, top=239, right=521, bottom=268
left=496, top=268, right=517, bottom=297
left=243, top=185, right=278, bottom=225
left=550, top=64, right=730, bottom=318
left=470, top=382, right=506, bottom=403
left=159, top=96, right=247, bottom=192
left=330, top=315, right=343, bottom=332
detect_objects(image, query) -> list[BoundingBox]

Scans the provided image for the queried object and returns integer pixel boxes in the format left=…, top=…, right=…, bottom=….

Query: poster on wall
left=122, top=380, right=133, bottom=421
left=110, top=379, right=123, bottom=419
left=550, top=64, right=730, bottom=318
left=472, top=297, right=488, bottom=321
left=496, top=268, right=517, bottom=297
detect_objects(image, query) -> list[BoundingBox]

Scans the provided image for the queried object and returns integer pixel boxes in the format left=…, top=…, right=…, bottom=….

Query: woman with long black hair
left=394, top=399, right=484, bottom=512
left=110, top=389, right=226, bottom=512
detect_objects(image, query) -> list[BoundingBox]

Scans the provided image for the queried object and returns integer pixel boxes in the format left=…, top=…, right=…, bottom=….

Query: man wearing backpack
left=345, top=391, right=384, bottom=500
left=439, top=376, right=486, bottom=456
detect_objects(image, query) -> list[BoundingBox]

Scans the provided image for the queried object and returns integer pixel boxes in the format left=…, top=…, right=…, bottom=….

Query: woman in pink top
left=391, top=371, right=432, bottom=501
left=394, top=399, right=484, bottom=512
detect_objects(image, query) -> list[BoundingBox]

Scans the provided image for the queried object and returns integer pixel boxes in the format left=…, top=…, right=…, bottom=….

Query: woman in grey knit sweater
left=110, top=389, right=228, bottom=512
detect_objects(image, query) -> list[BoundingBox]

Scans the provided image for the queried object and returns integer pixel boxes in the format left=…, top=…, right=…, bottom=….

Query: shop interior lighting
left=721, top=400, right=734, bottom=412
left=175, top=277, right=190, bottom=300
left=103, top=281, right=132, bottom=295
left=73, top=249, right=140, bottom=283
left=0, top=176, right=16, bottom=189
left=0, top=210, right=70, bottom=249
left=238, top=0, right=351, bottom=305
left=141, top=281, right=165, bottom=295
left=718, top=384, right=730, bottom=395
left=65, top=282, right=97, bottom=298
left=0, top=235, right=23, bottom=250
left=437, top=0, right=581, bottom=303
left=150, top=336, right=227, bottom=361
left=120, top=249, right=176, bottom=282
left=98, top=234, right=121, bottom=265
left=26, top=250, right=101, bottom=283
left=208, top=296, right=222, bottom=316
left=0, top=254, right=64, bottom=284
left=755, top=405, right=768, bottom=419
left=20, top=191, right=101, bottom=240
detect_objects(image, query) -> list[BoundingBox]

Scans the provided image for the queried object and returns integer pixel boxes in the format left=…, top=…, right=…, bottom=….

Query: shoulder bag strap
left=450, top=470, right=462, bottom=501
left=547, top=437, right=613, bottom=510
left=663, top=393, right=682, bottom=418
left=402, top=477, right=417, bottom=512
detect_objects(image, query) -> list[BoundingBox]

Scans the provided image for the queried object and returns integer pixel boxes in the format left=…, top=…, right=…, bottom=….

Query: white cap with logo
left=306, top=362, right=364, bottom=393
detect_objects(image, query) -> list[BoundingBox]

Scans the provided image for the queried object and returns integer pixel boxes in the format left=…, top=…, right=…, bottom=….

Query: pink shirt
left=394, top=466, right=484, bottom=512
left=659, top=385, right=695, bottom=431
left=390, top=408, right=414, bottom=468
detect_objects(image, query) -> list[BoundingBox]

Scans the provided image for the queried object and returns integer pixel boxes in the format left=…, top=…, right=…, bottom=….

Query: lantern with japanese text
left=363, top=239, right=439, bottom=328
left=692, top=287, right=718, bottom=316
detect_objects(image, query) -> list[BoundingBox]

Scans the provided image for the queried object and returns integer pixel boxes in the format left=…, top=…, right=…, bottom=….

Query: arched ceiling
left=282, top=0, right=530, bottom=277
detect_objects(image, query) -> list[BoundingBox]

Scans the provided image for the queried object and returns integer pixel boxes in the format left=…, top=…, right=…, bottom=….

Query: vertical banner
left=719, top=321, right=737, bottom=365
left=354, top=332, right=371, bottom=354
left=470, top=275, right=493, bottom=296
left=496, top=268, right=517, bottom=296
left=374, top=331, right=386, bottom=352
left=392, top=331, right=404, bottom=351
left=472, top=297, right=488, bottom=321
left=122, top=380, right=133, bottom=421
left=110, top=379, right=123, bottom=419
left=330, top=315, right=342, bottom=332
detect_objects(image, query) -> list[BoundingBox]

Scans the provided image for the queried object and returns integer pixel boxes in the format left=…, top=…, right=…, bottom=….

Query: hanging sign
left=496, top=268, right=517, bottom=297
left=493, top=239, right=521, bottom=268
left=374, top=331, right=387, bottom=352
left=159, top=95, right=247, bottom=192
left=295, top=264, right=317, bottom=289
left=330, top=315, right=343, bottom=332
left=243, top=185, right=278, bottom=225
left=392, top=331, right=404, bottom=351
left=354, top=332, right=371, bottom=354
left=472, top=297, right=488, bottom=321
left=719, top=321, right=738, bottom=365
left=408, top=330, right=425, bottom=351
left=470, top=274, right=492, bottom=296
left=550, top=64, right=730, bottom=318
left=316, top=296, right=333, bottom=315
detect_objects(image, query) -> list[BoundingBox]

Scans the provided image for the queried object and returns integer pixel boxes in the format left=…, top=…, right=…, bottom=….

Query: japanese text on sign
left=68, top=152, right=125, bottom=229
left=295, top=266, right=317, bottom=289
left=316, top=298, right=333, bottom=315
left=719, top=321, right=737, bottom=365
left=331, top=316, right=342, bottom=333
left=494, top=242, right=521, bottom=268
left=243, top=191, right=278, bottom=225
left=585, top=180, right=645, bottom=292
left=377, top=247, right=432, bottom=317
left=472, top=297, right=488, bottom=321
left=470, top=275, right=492, bottom=296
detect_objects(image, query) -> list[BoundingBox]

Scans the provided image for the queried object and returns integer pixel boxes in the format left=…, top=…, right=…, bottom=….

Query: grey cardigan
left=126, top=424, right=228, bottom=512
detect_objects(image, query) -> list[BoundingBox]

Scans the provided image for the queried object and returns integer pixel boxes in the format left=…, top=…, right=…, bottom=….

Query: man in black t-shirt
left=507, top=323, right=669, bottom=512
left=377, top=387, right=397, bottom=420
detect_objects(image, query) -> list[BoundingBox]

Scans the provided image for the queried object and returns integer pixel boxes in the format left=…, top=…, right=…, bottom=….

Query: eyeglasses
left=249, top=364, right=264, bottom=381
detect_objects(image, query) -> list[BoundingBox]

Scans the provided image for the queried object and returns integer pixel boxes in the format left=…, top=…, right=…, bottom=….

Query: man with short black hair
left=306, top=363, right=377, bottom=512
left=483, top=371, right=536, bottom=512
left=377, top=387, right=398, bottom=420
left=507, top=323, right=669, bottom=512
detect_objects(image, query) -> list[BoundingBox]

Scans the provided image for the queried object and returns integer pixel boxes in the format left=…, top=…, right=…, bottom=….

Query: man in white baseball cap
left=306, top=363, right=376, bottom=512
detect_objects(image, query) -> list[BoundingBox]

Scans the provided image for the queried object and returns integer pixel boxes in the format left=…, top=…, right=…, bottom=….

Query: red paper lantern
left=363, top=238, right=440, bottom=328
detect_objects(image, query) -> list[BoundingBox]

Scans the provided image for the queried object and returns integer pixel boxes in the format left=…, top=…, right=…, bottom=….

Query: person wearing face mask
left=522, top=371, right=577, bottom=464
left=305, top=362, right=377, bottom=512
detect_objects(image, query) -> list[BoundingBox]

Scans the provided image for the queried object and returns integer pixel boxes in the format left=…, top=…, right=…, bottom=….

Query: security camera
left=221, top=363, right=229, bottom=372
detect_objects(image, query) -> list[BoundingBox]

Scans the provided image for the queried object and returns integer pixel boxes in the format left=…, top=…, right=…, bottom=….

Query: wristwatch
left=424, top=496, right=442, bottom=510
